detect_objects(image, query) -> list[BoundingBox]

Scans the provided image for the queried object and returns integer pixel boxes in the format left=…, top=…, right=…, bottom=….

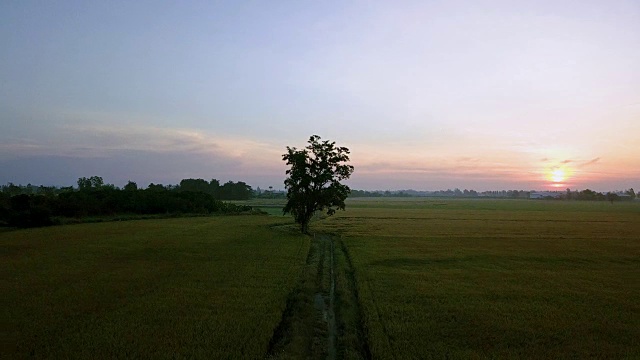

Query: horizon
left=2, top=176, right=635, bottom=195
left=2, top=1, right=639, bottom=192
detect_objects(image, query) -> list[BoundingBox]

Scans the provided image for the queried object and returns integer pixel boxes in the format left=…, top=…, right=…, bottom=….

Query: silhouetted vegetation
left=283, top=135, right=354, bottom=233
left=350, top=188, right=526, bottom=198
left=349, top=188, right=638, bottom=202
left=253, top=187, right=286, bottom=199
left=0, top=177, right=254, bottom=228
left=565, top=188, right=636, bottom=202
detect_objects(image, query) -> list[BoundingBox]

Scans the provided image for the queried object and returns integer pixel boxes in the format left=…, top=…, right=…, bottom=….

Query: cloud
left=1, top=124, right=283, bottom=162
left=354, top=158, right=531, bottom=181
left=579, top=157, right=600, bottom=167
left=0, top=142, right=46, bottom=154
left=0, top=124, right=289, bottom=187
left=456, top=157, right=480, bottom=163
left=539, top=157, right=601, bottom=169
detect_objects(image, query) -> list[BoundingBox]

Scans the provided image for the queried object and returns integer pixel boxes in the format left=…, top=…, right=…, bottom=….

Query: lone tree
left=283, top=135, right=354, bottom=233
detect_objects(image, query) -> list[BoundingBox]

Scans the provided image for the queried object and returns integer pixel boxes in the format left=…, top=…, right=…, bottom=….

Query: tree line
left=350, top=188, right=638, bottom=200
left=350, top=189, right=531, bottom=198
left=565, top=188, right=636, bottom=202
left=0, top=177, right=254, bottom=228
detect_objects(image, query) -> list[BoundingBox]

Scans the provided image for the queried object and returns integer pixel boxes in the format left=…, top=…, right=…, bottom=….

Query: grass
left=0, top=216, right=309, bottom=358
left=315, top=198, right=640, bottom=359
left=232, top=199, right=288, bottom=217
left=3, top=197, right=639, bottom=358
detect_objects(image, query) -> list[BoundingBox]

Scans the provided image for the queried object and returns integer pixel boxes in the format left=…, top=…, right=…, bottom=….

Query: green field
left=2, top=199, right=639, bottom=359
left=317, top=198, right=640, bottom=358
left=0, top=216, right=309, bottom=358
left=235, top=198, right=288, bottom=217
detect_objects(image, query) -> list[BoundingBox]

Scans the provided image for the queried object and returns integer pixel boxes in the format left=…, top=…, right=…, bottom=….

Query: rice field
left=0, top=216, right=309, bottom=358
left=2, top=198, right=639, bottom=359
left=315, top=198, right=640, bottom=359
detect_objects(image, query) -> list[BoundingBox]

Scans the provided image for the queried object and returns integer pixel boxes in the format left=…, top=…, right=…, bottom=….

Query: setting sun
left=545, top=165, right=574, bottom=186
left=551, top=169, right=566, bottom=183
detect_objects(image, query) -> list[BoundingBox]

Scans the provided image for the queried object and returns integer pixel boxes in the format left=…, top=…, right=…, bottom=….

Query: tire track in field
left=327, top=237, right=337, bottom=360
left=335, top=237, right=372, bottom=360
left=266, top=234, right=370, bottom=360
left=341, top=237, right=393, bottom=360
left=266, top=234, right=333, bottom=359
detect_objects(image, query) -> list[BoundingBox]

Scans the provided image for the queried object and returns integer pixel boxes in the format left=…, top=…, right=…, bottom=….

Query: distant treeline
left=350, top=189, right=529, bottom=198
left=564, top=188, right=637, bottom=201
left=254, top=187, right=286, bottom=199
left=350, top=188, right=638, bottom=201
left=0, top=177, right=254, bottom=228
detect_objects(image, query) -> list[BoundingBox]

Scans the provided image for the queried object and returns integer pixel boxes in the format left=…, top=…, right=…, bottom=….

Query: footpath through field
left=267, top=233, right=371, bottom=360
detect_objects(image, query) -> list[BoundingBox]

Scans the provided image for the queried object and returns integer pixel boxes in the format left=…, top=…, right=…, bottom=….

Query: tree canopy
left=282, top=135, right=354, bottom=233
left=0, top=177, right=254, bottom=228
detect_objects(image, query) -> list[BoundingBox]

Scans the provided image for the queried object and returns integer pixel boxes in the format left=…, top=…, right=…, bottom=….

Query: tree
left=77, top=176, right=104, bottom=191
left=219, top=181, right=252, bottom=200
left=282, top=135, right=354, bottom=233
left=606, top=192, right=619, bottom=204
left=124, top=181, right=138, bottom=191
left=625, top=188, right=636, bottom=200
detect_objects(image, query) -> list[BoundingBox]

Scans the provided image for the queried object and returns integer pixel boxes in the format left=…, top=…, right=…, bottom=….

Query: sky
left=1, top=0, right=639, bottom=192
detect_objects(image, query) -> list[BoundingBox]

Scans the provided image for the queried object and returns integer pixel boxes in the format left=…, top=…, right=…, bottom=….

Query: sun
left=544, top=164, right=575, bottom=187
left=550, top=168, right=566, bottom=183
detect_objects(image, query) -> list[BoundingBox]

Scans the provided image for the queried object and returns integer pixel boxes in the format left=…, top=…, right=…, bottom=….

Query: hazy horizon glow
left=1, top=1, right=639, bottom=192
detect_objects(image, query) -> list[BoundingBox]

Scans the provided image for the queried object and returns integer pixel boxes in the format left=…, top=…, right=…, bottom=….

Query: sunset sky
left=1, top=0, right=639, bottom=191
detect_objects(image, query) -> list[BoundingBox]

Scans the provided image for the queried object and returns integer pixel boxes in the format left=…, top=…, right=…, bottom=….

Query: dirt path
left=267, top=234, right=370, bottom=360
left=325, top=236, right=337, bottom=360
